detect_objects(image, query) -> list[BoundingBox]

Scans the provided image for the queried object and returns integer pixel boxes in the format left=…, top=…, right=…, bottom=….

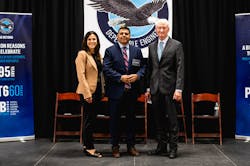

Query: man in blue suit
left=103, top=26, right=146, bottom=158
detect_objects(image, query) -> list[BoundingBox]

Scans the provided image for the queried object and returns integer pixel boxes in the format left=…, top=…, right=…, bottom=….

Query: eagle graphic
left=0, top=22, right=14, bottom=30
left=89, top=0, right=167, bottom=27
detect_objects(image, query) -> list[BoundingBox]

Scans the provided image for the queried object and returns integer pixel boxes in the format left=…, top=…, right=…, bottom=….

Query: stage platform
left=0, top=138, right=249, bottom=166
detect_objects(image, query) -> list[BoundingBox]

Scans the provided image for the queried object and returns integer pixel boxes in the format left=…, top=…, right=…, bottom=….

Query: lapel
left=161, top=38, right=172, bottom=60
left=86, top=53, right=97, bottom=71
left=152, top=41, right=159, bottom=64
left=128, top=46, right=133, bottom=68
left=115, top=43, right=125, bottom=64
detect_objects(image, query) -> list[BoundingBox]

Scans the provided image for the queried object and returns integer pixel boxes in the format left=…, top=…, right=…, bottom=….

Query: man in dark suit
left=146, top=18, right=184, bottom=159
left=103, top=26, right=146, bottom=158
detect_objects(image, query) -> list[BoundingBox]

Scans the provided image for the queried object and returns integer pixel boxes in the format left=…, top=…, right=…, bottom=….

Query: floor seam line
left=33, top=143, right=57, bottom=166
left=212, top=144, right=238, bottom=166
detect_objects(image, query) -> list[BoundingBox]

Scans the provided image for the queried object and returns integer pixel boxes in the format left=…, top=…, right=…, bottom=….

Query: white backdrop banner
left=83, top=0, right=173, bottom=57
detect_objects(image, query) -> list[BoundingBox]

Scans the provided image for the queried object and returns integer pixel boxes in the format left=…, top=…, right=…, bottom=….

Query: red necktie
left=122, top=47, right=128, bottom=70
left=122, top=47, right=131, bottom=89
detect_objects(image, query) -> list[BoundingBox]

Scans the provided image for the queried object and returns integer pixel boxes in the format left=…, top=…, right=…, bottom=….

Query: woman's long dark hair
left=82, top=31, right=101, bottom=60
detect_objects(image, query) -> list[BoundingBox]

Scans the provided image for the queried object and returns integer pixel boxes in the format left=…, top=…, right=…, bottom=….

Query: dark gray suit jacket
left=147, top=37, right=184, bottom=96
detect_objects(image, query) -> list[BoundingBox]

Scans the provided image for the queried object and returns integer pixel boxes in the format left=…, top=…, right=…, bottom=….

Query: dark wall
left=1, top=0, right=250, bottom=138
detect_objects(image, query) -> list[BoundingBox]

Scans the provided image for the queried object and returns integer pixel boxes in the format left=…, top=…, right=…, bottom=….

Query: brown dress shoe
left=112, top=146, right=120, bottom=158
left=128, top=147, right=139, bottom=156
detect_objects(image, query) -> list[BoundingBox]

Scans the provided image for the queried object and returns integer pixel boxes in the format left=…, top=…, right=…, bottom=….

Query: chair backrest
left=53, top=92, right=83, bottom=143
left=192, top=93, right=220, bottom=103
left=55, top=92, right=82, bottom=115
left=192, top=93, right=220, bottom=114
left=56, top=92, right=81, bottom=101
left=137, top=94, right=146, bottom=103
left=191, top=92, right=222, bottom=145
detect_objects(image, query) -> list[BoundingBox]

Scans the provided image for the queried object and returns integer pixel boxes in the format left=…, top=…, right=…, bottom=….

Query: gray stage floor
left=0, top=138, right=249, bottom=166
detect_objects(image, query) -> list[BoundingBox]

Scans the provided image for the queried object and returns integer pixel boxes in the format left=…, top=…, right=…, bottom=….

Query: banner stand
left=0, top=12, right=34, bottom=142
left=0, top=136, right=34, bottom=143
left=235, top=13, right=250, bottom=140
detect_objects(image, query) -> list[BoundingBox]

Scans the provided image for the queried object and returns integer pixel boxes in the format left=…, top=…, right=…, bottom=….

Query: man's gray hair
left=155, top=18, right=169, bottom=27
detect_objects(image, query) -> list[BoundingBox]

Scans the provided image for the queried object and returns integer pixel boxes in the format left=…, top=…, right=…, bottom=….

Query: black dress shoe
left=148, top=143, right=168, bottom=156
left=169, top=150, right=177, bottom=159
left=148, top=149, right=162, bottom=155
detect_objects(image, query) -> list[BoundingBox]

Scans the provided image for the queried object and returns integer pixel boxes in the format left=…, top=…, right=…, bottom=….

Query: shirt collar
left=158, top=36, right=169, bottom=45
left=118, top=42, right=129, bottom=50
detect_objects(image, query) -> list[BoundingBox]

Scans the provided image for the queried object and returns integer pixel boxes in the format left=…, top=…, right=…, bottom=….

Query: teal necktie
left=158, top=41, right=164, bottom=60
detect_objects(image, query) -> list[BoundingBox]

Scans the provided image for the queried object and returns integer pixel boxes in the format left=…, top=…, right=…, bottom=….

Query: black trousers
left=81, top=93, right=101, bottom=149
left=108, top=90, right=137, bottom=148
left=151, top=92, right=179, bottom=151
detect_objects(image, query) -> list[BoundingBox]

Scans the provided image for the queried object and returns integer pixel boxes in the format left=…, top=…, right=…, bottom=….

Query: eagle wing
left=0, top=22, right=7, bottom=28
left=89, top=0, right=138, bottom=19
left=136, top=0, right=167, bottom=20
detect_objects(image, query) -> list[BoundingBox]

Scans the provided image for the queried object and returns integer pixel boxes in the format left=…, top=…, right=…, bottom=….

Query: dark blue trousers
left=108, top=90, right=137, bottom=148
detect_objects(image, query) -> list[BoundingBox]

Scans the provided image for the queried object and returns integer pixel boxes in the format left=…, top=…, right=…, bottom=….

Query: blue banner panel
left=0, top=12, right=34, bottom=142
left=235, top=13, right=250, bottom=140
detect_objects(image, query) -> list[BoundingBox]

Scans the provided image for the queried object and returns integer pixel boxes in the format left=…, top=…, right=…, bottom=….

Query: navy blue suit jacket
left=103, top=43, right=146, bottom=99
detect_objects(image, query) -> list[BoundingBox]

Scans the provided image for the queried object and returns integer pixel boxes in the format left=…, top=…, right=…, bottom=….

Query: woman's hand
left=85, top=97, right=93, bottom=103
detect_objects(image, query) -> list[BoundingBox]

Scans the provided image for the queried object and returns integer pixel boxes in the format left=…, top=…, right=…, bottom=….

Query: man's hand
left=145, top=91, right=151, bottom=100
left=121, top=74, right=138, bottom=83
left=127, top=74, right=138, bottom=83
left=173, top=91, right=182, bottom=102
left=120, top=75, right=130, bottom=83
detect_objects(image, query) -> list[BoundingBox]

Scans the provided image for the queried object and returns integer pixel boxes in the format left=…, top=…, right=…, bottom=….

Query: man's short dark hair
left=118, top=25, right=130, bottom=34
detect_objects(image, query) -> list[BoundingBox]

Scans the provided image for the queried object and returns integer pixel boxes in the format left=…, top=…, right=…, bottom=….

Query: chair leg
left=192, top=118, right=195, bottom=144
left=53, top=117, right=57, bottom=143
left=144, top=100, right=147, bottom=144
left=180, top=102, right=187, bottom=144
left=182, top=117, right=188, bottom=144
left=219, top=117, right=222, bottom=145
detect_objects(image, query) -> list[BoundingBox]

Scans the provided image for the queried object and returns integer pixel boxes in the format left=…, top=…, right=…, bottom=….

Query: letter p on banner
left=245, top=87, right=250, bottom=98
